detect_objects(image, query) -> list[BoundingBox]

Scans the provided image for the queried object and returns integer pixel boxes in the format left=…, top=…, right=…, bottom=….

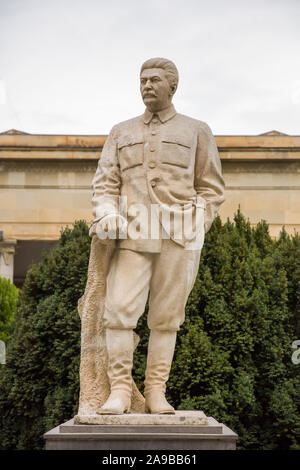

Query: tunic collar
left=143, top=104, right=177, bottom=124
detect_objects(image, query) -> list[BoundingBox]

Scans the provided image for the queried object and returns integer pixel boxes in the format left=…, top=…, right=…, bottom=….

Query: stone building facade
left=0, top=129, right=299, bottom=285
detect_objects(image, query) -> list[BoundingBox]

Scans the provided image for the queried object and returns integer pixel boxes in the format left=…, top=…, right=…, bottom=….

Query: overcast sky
left=0, top=0, right=299, bottom=135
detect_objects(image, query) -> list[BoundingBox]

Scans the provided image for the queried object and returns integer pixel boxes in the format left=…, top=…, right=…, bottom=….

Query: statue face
left=140, top=68, right=175, bottom=112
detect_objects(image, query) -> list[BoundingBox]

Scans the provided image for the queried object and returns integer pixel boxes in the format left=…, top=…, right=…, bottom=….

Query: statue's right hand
left=96, top=214, right=127, bottom=240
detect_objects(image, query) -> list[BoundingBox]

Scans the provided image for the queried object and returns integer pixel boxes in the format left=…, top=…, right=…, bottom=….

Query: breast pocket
left=161, top=135, right=191, bottom=169
left=118, top=136, right=144, bottom=172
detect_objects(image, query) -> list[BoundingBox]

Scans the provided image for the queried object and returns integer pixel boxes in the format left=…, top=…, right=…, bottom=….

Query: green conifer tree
left=0, top=221, right=89, bottom=450
left=0, top=275, right=18, bottom=344
left=0, top=215, right=299, bottom=449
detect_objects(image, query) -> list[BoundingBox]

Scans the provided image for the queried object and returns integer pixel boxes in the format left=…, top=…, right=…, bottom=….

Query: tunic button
left=152, top=118, right=158, bottom=124
left=151, top=131, right=156, bottom=135
left=150, top=148, right=155, bottom=152
left=149, top=162, right=156, bottom=169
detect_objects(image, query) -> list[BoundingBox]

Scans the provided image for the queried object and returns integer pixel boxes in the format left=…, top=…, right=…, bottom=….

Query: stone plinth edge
left=44, top=413, right=238, bottom=450
left=74, top=410, right=207, bottom=426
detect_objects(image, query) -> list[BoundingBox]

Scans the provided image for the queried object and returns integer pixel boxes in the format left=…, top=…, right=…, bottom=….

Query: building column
left=0, top=233, right=17, bottom=283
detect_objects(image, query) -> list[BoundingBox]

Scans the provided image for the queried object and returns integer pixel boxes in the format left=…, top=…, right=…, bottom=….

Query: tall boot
left=144, top=329, right=177, bottom=414
left=97, top=328, right=134, bottom=414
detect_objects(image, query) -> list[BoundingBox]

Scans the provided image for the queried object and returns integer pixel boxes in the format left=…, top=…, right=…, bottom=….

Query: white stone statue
left=77, top=58, right=225, bottom=419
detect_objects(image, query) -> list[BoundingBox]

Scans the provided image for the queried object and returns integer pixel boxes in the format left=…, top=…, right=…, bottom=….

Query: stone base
left=74, top=409, right=208, bottom=426
left=44, top=411, right=238, bottom=450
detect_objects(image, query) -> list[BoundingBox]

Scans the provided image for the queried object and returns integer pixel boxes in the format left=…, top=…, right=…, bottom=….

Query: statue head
left=140, top=57, right=179, bottom=112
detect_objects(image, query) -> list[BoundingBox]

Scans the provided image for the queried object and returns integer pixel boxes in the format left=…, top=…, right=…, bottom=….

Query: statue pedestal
left=44, top=411, right=237, bottom=450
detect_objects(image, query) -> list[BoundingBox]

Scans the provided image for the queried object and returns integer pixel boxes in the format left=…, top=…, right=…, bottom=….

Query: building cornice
left=0, top=133, right=300, bottom=161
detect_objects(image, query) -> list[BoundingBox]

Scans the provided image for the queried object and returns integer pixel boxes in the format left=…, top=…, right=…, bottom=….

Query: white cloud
left=0, top=0, right=299, bottom=134
left=291, top=80, right=300, bottom=105
left=0, top=79, right=6, bottom=105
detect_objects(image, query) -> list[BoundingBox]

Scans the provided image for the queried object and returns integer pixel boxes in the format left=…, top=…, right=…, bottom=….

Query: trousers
left=103, top=239, right=201, bottom=332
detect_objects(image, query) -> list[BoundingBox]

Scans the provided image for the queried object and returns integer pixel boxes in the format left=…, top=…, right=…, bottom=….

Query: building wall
left=221, top=159, right=300, bottom=236
left=0, top=158, right=96, bottom=240
left=0, top=130, right=299, bottom=283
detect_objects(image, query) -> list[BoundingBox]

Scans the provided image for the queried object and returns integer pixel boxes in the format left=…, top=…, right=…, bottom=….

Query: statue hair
left=140, top=58, right=179, bottom=90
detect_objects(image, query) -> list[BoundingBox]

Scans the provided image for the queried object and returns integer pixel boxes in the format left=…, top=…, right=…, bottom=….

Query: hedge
left=0, top=213, right=299, bottom=449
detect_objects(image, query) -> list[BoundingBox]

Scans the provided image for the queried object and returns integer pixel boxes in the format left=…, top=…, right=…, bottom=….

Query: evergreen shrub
left=0, top=214, right=299, bottom=449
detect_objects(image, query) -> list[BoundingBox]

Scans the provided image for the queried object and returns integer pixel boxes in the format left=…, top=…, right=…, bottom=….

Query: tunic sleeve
left=91, top=125, right=121, bottom=222
left=194, top=123, right=225, bottom=233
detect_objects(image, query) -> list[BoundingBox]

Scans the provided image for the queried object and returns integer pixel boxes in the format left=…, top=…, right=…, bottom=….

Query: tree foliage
left=134, top=211, right=300, bottom=450
left=0, top=275, right=18, bottom=344
left=0, top=215, right=299, bottom=450
left=0, top=222, right=89, bottom=450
